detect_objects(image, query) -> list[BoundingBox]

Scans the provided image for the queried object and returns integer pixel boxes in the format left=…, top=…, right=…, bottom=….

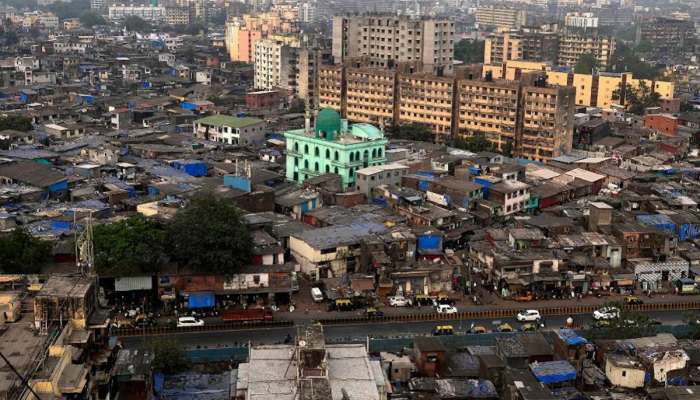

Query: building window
left=304, top=144, right=309, bottom=154
left=294, top=158, right=298, bottom=166
left=378, top=148, right=383, bottom=157
left=350, top=152, right=354, bottom=162
left=334, top=167, right=339, bottom=174
left=372, top=148, right=377, bottom=158
left=314, top=162, right=319, bottom=171
left=326, top=149, right=330, bottom=159
left=315, top=147, right=320, bottom=156
left=363, top=150, right=369, bottom=160
left=334, top=151, right=339, bottom=160
left=294, top=142, right=298, bottom=152
left=304, top=160, right=309, bottom=169
left=325, top=165, right=330, bottom=173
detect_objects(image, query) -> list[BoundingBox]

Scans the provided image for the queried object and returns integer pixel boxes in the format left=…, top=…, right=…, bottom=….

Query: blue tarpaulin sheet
left=530, top=360, right=577, bottom=384
left=187, top=292, right=215, bottom=309
left=557, top=329, right=587, bottom=346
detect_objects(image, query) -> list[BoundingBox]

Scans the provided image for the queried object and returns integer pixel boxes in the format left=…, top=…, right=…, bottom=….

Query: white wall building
left=108, top=5, right=166, bottom=23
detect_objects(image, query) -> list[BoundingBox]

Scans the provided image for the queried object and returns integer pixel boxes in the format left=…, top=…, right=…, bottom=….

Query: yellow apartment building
left=345, top=67, right=396, bottom=127
left=397, top=74, right=454, bottom=142
left=456, top=79, right=520, bottom=152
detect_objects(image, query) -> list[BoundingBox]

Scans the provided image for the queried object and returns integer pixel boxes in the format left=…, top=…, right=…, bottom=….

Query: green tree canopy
left=93, top=215, right=166, bottom=277
left=454, top=39, right=485, bottom=64
left=79, top=11, right=107, bottom=27
left=574, top=53, right=599, bottom=74
left=150, top=338, right=188, bottom=374
left=453, top=134, right=496, bottom=153
left=0, top=228, right=52, bottom=274
left=607, top=42, right=662, bottom=80
left=47, top=0, right=90, bottom=19
left=167, top=194, right=252, bottom=275
left=0, top=115, right=32, bottom=131
left=613, top=81, right=661, bottom=115
left=124, top=16, right=151, bottom=32
left=387, top=124, right=434, bottom=142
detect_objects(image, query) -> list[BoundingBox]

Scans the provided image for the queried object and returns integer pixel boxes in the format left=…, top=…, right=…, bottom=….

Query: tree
left=453, top=134, right=496, bottom=153
left=0, top=228, right=52, bottom=274
left=0, top=115, right=32, bottom=132
left=607, top=42, right=662, bottom=80
left=167, top=194, right=253, bottom=275
left=150, top=338, right=188, bottom=374
left=79, top=11, right=107, bottom=27
left=613, top=81, right=661, bottom=115
left=124, top=16, right=151, bottom=32
left=387, top=124, right=433, bottom=142
left=574, top=53, right=599, bottom=74
left=454, top=39, right=485, bottom=64
left=47, top=0, right=90, bottom=19
left=501, top=141, right=513, bottom=158
left=93, top=215, right=167, bottom=276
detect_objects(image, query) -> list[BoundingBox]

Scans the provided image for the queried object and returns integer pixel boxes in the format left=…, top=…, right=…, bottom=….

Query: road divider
left=115, top=320, right=292, bottom=337
left=318, top=300, right=700, bottom=325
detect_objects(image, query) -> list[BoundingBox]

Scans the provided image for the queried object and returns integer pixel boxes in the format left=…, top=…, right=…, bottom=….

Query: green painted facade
left=285, top=108, right=388, bottom=188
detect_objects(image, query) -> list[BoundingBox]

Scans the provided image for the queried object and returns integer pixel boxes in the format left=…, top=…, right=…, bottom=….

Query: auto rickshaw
left=470, top=324, right=487, bottom=334
left=432, top=325, right=454, bottom=336
left=521, top=323, right=538, bottom=332
left=514, top=292, right=533, bottom=302
left=335, top=299, right=353, bottom=311
left=366, top=307, right=385, bottom=318
left=624, top=296, right=644, bottom=305
left=497, top=323, right=513, bottom=332
left=414, top=294, right=434, bottom=307
left=435, top=295, right=455, bottom=305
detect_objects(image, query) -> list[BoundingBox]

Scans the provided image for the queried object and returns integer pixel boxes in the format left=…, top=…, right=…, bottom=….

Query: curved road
left=122, top=310, right=689, bottom=350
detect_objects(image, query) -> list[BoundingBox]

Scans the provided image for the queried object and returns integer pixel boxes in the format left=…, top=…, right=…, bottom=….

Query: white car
left=593, top=307, right=619, bottom=320
left=388, top=296, right=411, bottom=307
left=516, top=309, right=541, bottom=322
left=177, top=316, right=204, bottom=328
left=436, top=304, right=458, bottom=314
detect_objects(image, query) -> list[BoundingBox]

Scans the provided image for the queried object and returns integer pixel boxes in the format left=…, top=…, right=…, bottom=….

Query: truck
left=221, top=308, right=273, bottom=322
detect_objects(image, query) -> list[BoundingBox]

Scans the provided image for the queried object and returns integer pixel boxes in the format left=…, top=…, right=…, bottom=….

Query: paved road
left=121, top=309, right=688, bottom=350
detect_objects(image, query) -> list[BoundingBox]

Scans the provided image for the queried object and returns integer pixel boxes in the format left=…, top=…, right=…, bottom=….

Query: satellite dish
left=298, top=340, right=306, bottom=347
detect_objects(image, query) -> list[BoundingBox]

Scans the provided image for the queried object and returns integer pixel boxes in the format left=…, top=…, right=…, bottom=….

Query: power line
left=0, top=351, right=42, bottom=400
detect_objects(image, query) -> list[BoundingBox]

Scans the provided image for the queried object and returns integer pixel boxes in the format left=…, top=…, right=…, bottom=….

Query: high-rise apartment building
left=484, top=28, right=559, bottom=66
left=345, top=68, right=397, bottom=127
left=558, top=13, right=615, bottom=69
left=398, top=74, right=454, bottom=141
left=331, top=15, right=455, bottom=75
left=297, top=43, right=333, bottom=110
left=254, top=36, right=300, bottom=91
left=108, top=5, right=166, bottom=23
left=475, top=6, right=527, bottom=30
left=636, top=17, right=694, bottom=53
left=319, top=63, right=575, bottom=162
left=225, top=11, right=299, bottom=62
left=165, top=6, right=190, bottom=25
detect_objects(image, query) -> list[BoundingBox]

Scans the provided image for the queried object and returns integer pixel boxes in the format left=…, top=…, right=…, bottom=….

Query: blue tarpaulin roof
left=187, top=292, right=215, bottom=309
left=557, top=329, right=587, bottom=346
left=530, top=360, right=577, bottom=384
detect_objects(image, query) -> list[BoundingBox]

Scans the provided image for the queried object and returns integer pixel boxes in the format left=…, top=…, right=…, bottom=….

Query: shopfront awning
left=187, top=292, right=215, bottom=309
left=115, top=276, right=153, bottom=292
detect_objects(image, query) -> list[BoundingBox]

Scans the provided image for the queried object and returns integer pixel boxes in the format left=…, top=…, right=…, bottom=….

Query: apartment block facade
left=475, top=6, right=527, bottom=30
left=558, top=30, right=615, bottom=69
left=637, top=17, right=694, bottom=52
left=319, top=63, right=575, bottom=162
left=484, top=29, right=559, bottom=66
left=331, top=15, right=455, bottom=75
left=253, top=36, right=300, bottom=91
left=483, top=61, right=674, bottom=109
left=345, top=68, right=397, bottom=128
left=398, top=74, right=455, bottom=141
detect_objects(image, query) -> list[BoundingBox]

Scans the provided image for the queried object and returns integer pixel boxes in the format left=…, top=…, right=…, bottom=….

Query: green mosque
left=284, top=108, right=388, bottom=189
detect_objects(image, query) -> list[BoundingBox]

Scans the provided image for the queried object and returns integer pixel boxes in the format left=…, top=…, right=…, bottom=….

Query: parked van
left=311, top=287, right=324, bottom=302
